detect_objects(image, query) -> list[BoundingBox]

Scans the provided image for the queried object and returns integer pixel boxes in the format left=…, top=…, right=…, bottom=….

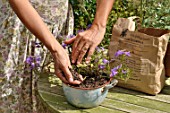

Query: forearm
left=9, top=0, right=61, bottom=53
left=93, top=0, right=115, bottom=28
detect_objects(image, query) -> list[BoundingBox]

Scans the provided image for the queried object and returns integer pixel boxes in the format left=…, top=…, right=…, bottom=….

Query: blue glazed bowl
left=62, top=79, right=118, bottom=108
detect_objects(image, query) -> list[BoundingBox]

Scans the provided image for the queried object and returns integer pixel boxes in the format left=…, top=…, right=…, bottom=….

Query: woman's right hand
left=52, top=47, right=82, bottom=84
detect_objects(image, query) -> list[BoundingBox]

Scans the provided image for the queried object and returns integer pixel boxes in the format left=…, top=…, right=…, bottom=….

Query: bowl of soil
left=62, top=49, right=131, bottom=108
left=60, top=42, right=131, bottom=108
left=62, top=69, right=118, bottom=108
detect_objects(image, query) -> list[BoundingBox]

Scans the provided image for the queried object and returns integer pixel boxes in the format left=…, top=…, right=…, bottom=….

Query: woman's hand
left=52, top=47, right=82, bottom=84
left=65, top=24, right=106, bottom=64
left=64, top=0, right=114, bottom=64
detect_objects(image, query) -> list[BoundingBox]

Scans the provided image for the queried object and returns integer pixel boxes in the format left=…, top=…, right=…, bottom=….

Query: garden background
left=69, top=0, right=170, bottom=47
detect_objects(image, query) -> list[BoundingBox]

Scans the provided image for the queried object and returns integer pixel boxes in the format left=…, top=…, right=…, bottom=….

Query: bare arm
left=9, top=0, right=81, bottom=84
left=94, top=0, right=115, bottom=28
left=9, top=0, right=60, bottom=52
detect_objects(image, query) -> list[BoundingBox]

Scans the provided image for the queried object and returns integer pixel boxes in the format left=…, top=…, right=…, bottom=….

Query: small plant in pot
left=62, top=40, right=132, bottom=108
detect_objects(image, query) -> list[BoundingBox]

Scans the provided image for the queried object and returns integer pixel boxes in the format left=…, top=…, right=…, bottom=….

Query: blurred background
left=69, top=0, right=170, bottom=47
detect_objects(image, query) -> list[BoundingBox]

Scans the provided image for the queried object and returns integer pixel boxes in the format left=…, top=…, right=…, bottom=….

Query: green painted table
left=37, top=73, right=170, bottom=113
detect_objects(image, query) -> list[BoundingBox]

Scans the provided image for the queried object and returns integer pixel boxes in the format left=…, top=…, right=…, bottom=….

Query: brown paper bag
left=108, top=17, right=170, bottom=95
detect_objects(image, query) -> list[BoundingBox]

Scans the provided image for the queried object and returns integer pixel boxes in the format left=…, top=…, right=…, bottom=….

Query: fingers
left=85, top=45, right=96, bottom=63
left=62, top=67, right=82, bottom=85
left=64, top=36, right=76, bottom=45
left=55, top=69, right=68, bottom=84
left=71, top=32, right=93, bottom=64
left=77, top=74, right=84, bottom=81
left=62, top=67, right=73, bottom=83
left=72, top=35, right=80, bottom=52
left=66, top=55, right=72, bottom=69
left=72, top=39, right=85, bottom=64
left=53, top=49, right=83, bottom=85
left=71, top=80, right=82, bottom=84
left=55, top=65, right=82, bottom=84
left=77, top=43, right=89, bottom=64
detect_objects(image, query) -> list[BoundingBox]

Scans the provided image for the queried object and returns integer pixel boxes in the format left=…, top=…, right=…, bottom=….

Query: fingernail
left=69, top=78, right=73, bottom=82
left=85, top=61, right=89, bottom=63
left=77, top=62, right=80, bottom=65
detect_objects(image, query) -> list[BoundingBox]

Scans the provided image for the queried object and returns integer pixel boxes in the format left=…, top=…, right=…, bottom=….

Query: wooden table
left=37, top=73, right=170, bottom=113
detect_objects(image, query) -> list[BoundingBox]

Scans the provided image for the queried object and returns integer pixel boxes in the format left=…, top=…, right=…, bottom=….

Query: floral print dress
left=0, top=0, right=74, bottom=112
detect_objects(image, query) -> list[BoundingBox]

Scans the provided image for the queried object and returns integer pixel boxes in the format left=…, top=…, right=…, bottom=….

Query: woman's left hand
left=65, top=24, right=106, bottom=64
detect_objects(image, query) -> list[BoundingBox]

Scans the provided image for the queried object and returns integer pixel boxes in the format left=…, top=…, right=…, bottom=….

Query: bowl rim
left=62, top=78, right=113, bottom=90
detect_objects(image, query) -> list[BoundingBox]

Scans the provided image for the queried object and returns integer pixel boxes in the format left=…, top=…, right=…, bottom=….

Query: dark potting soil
left=68, top=69, right=110, bottom=89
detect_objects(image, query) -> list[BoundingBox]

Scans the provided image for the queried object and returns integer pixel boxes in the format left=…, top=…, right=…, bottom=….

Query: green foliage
left=103, top=0, right=141, bottom=47
left=70, top=0, right=170, bottom=46
left=140, top=0, right=170, bottom=29
left=69, top=0, right=96, bottom=33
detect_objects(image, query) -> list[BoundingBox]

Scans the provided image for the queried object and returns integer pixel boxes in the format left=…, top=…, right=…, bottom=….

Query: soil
left=68, top=69, right=110, bottom=89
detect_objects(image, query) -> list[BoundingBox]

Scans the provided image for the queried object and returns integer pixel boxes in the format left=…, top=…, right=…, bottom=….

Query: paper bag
left=108, top=17, right=170, bottom=95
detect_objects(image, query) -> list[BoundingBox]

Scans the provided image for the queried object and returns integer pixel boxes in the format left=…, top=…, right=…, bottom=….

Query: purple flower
left=86, top=24, right=92, bottom=29
left=26, top=56, right=34, bottom=65
left=67, top=34, right=75, bottom=39
left=112, top=66, right=118, bottom=72
left=95, top=47, right=105, bottom=53
left=110, top=64, right=123, bottom=77
left=122, top=70, right=127, bottom=74
left=77, top=29, right=84, bottom=33
left=26, top=56, right=41, bottom=69
left=116, top=64, right=122, bottom=69
left=62, top=42, right=67, bottom=49
left=124, top=51, right=131, bottom=57
left=110, top=67, right=118, bottom=77
left=95, top=47, right=100, bottom=52
left=115, top=50, right=124, bottom=57
left=99, top=65, right=105, bottom=70
left=102, top=59, right=109, bottom=64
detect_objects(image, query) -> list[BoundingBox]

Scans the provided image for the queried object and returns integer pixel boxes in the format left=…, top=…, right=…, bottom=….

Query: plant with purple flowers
left=110, top=50, right=131, bottom=80
left=73, top=47, right=131, bottom=81
left=25, top=33, right=131, bottom=86
left=45, top=33, right=131, bottom=84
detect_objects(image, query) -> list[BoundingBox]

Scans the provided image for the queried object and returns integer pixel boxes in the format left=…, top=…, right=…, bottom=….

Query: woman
left=0, top=0, right=79, bottom=112
left=0, top=0, right=114, bottom=112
